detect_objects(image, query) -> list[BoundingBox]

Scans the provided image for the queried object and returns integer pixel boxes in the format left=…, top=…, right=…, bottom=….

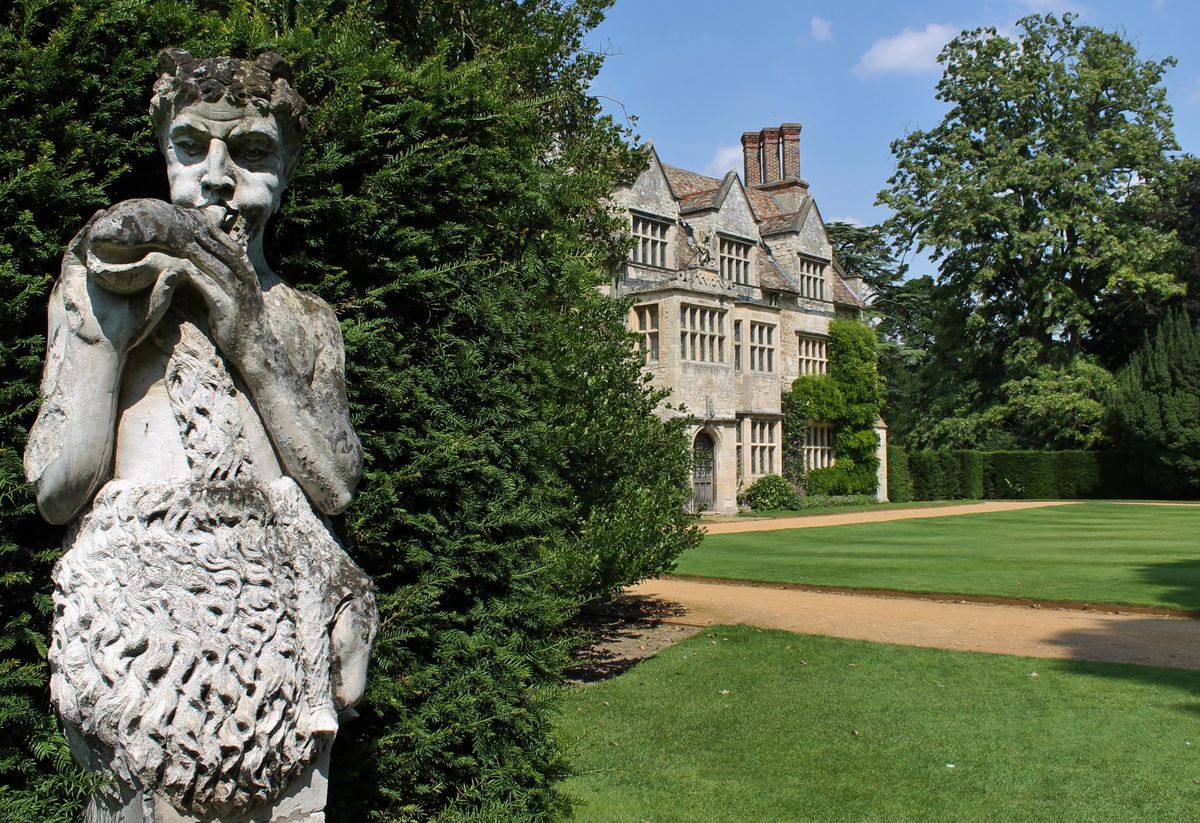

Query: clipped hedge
left=904, top=450, right=1144, bottom=500
left=887, top=444, right=914, bottom=503
left=908, top=450, right=984, bottom=500
left=981, top=451, right=1141, bottom=499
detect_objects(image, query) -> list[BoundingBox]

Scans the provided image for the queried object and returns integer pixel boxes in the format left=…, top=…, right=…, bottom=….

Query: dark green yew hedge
left=890, top=447, right=1146, bottom=501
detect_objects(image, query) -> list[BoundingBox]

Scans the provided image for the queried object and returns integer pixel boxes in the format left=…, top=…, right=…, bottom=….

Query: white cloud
left=854, top=23, right=957, bottom=76
left=703, top=145, right=743, bottom=177
left=810, top=16, right=833, bottom=41
left=827, top=215, right=864, bottom=226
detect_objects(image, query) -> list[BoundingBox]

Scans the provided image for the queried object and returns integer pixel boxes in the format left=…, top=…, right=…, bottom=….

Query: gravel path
left=568, top=501, right=1200, bottom=679
left=703, top=500, right=1073, bottom=535
left=627, top=577, right=1200, bottom=670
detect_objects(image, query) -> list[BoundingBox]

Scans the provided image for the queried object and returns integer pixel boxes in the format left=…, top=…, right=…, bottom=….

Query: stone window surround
left=630, top=211, right=672, bottom=269
left=748, top=416, right=778, bottom=477
left=796, top=332, right=828, bottom=375
left=634, top=303, right=660, bottom=362
left=718, top=233, right=754, bottom=286
left=798, top=254, right=828, bottom=301
left=679, top=303, right=726, bottom=364
left=805, top=422, right=835, bottom=470
left=748, top=321, right=776, bottom=373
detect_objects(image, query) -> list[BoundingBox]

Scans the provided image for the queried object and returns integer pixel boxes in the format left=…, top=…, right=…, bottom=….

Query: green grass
left=560, top=626, right=1200, bottom=822
left=678, top=502, right=1200, bottom=610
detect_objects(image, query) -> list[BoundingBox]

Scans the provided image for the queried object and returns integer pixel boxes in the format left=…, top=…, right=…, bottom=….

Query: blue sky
left=587, top=0, right=1200, bottom=259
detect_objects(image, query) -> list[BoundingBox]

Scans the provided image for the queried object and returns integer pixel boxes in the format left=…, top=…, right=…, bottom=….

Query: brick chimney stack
left=761, top=126, right=782, bottom=183
left=781, top=122, right=802, bottom=180
left=741, top=131, right=762, bottom=185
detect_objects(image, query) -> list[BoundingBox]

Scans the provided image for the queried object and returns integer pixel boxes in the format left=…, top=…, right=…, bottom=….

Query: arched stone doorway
left=691, top=430, right=715, bottom=511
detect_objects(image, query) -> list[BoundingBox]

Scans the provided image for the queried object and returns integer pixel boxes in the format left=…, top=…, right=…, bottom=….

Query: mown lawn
left=560, top=626, right=1200, bottom=823
left=678, top=502, right=1200, bottom=610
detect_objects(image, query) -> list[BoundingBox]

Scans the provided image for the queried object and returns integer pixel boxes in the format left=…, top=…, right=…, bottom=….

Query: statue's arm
left=235, top=299, right=363, bottom=515
left=24, top=278, right=123, bottom=524
left=25, top=213, right=185, bottom=524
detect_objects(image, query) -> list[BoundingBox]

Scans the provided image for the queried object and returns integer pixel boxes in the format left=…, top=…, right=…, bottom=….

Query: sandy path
left=568, top=502, right=1200, bottom=680
left=626, top=577, right=1200, bottom=670
left=704, top=500, right=1073, bottom=535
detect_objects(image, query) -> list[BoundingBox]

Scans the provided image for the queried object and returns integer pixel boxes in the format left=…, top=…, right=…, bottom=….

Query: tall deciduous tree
left=879, top=13, right=1183, bottom=388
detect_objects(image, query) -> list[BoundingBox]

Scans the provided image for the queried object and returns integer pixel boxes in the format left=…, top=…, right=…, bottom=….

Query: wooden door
left=692, top=431, right=715, bottom=511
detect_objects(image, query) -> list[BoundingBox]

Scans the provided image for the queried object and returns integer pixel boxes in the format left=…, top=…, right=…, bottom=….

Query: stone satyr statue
left=24, top=50, right=378, bottom=823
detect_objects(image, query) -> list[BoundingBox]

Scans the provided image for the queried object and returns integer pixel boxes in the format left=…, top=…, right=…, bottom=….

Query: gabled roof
left=757, top=256, right=799, bottom=294
left=758, top=197, right=813, bottom=236
left=830, top=259, right=865, bottom=308
left=633, top=144, right=681, bottom=203
left=661, top=163, right=721, bottom=199
left=686, top=167, right=758, bottom=215
left=745, top=187, right=784, bottom=221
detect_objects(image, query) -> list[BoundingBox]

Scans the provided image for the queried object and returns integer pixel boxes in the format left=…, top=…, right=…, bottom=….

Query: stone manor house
left=609, top=124, right=885, bottom=514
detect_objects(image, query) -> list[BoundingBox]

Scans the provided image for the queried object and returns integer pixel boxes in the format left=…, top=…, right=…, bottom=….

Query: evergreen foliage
left=909, top=351, right=1115, bottom=451
left=782, top=319, right=883, bottom=496
left=886, top=444, right=913, bottom=504
left=908, top=450, right=984, bottom=501
left=874, top=13, right=1186, bottom=450
left=902, top=450, right=1140, bottom=500
left=0, top=1, right=698, bottom=820
left=1111, top=308, right=1200, bottom=496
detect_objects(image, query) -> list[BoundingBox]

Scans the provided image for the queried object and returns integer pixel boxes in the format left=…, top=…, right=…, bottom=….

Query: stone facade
left=610, top=123, right=882, bottom=514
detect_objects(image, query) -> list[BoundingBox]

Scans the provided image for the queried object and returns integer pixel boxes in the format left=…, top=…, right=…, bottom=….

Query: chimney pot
left=761, top=127, right=782, bottom=184
left=781, top=122, right=802, bottom=180
left=741, top=131, right=762, bottom=185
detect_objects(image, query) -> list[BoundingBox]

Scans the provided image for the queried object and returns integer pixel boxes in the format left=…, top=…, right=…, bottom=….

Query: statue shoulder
left=262, top=282, right=345, bottom=374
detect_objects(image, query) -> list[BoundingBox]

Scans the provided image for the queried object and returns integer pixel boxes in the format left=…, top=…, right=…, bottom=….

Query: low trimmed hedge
left=902, top=449, right=1144, bottom=500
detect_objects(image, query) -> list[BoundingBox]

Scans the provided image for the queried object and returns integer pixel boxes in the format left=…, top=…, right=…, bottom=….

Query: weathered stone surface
left=25, top=51, right=376, bottom=822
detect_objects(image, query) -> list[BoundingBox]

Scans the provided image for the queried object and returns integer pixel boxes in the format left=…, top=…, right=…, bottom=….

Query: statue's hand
left=83, top=199, right=266, bottom=360
left=182, top=218, right=268, bottom=360
left=62, top=210, right=186, bottom=356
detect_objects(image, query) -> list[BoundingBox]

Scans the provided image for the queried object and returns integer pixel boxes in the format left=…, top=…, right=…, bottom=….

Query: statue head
left=150, top=50, right=308, bottom=248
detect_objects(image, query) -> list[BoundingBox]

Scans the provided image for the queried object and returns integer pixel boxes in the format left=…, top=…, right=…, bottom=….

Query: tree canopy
left=879, top=13, right=1183, bottom=385
left=0, top=1, right=698, bottom=820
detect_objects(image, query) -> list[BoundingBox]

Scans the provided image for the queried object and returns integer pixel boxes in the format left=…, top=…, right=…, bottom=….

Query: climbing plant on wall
left=782, top=319, right=883, bottom=495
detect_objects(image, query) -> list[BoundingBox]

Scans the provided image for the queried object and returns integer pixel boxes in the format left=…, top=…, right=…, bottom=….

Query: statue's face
left=163, top=98, right=286, bottom=243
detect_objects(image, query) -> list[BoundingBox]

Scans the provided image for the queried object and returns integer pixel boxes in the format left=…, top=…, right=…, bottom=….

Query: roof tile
left=661, top=163, right=722, bottom=198
left=758, top=256, right=799, bottom=293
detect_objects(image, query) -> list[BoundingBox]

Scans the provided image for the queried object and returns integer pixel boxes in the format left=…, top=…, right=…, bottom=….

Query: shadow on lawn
left=1135, top=557, right=1200, bottom=612
left=1050, top=628, right=1200, bottom=718
left=1046, top=556, right=1200, bottom=712
left=564, top=594, right=699, bottom=685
